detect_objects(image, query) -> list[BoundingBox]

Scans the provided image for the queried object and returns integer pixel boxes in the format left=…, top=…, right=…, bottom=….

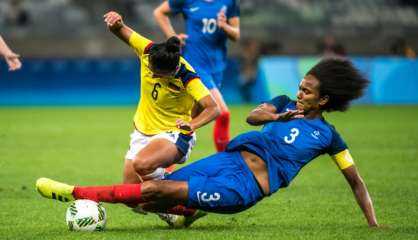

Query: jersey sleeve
left=227, top=0, right=240, bottom=18
left=265, top=95, right=292, bottom=113
left=331, top=149, right=355, bottom=170
left=326, top=127, right=348, bottom=155
left=168, top=0, right=186, bottom=15
left=327, top=127, right=353, bottom=169
left=128, top=31, right=153, bottom=57
left=176, top=58, right=210, bottom=101
left=186, top=78, right=211, bottom=102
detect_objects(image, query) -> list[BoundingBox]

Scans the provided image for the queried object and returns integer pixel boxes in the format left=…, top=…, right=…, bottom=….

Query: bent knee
left=132, top=158, right=157, bottom=176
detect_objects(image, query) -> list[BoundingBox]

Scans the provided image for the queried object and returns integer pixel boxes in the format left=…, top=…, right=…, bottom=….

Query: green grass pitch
left=0, top=105, right=417, bottom=239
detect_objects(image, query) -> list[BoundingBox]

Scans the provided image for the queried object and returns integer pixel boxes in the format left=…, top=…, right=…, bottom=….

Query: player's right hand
left=176, top=33, right=188, bottom=46
left=104, top=11, right=124, bottom=31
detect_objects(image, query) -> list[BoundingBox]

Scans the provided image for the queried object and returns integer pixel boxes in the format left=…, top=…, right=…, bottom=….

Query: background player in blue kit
left=153, top=0, right=240, bottom=152
left=36, top=57, right=379, bottom=228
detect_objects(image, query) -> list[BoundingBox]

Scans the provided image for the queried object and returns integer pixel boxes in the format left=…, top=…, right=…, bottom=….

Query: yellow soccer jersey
left=128, top=32, right=210, bottom=135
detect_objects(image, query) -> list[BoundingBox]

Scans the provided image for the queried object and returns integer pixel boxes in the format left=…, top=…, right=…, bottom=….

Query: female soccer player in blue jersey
left=103, top=11, right=219, bottom=184
left=153, top=0, right=240, bottom=152
left=36, top=57, right=379, bottom=228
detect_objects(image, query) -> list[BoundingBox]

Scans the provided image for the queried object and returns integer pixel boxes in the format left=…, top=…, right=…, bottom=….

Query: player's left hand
left=176, top=119, right=193, bottom=131
left=4, top=52, right=22, bottom=71
left=217, top=9, right=227, bottom=29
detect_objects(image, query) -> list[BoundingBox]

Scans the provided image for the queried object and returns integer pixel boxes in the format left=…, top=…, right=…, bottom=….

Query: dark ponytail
left=149, top=36, right=181, bottom=74
left=165, top=36, right=181, bottom=54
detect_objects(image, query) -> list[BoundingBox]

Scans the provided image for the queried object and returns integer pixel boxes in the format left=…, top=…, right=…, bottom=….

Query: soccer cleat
left=158, top=210, right=207, bottom=228
left=158, top=213, right=183, bottom=228
left=36, top=177, right=75, bottom=202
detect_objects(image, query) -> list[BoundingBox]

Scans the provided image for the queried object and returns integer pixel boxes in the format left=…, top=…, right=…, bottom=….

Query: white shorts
left=125, top=130, right=196, bottom=164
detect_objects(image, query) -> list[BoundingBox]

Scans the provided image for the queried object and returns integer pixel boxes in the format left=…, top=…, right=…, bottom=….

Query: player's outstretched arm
left=104, top=11, right=133, bottom=45
left=246, top=103, right=303, bottom=126
left=153, top=1, right=188, bottom=46
left=341, top=165, right=379, bottom=227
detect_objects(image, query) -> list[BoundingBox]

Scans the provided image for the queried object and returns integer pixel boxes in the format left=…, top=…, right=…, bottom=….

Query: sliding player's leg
left=36, top=177, right=188, bottom=206
left=35, top=176, right=205, bottom=227
left=36, top=151, right=264, bottom=227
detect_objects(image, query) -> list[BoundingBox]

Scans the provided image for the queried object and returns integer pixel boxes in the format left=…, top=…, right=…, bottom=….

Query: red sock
left=213, top=111, right=230, bottom=152
left=73, top=184, right=142, bottom=204
left=167, top=205, right=197, bottom=216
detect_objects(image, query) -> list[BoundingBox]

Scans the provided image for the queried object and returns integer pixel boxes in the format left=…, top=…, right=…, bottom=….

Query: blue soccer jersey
left=226, top=95, right=348, bottom=195
left=169, top=0, right=240, bottom=74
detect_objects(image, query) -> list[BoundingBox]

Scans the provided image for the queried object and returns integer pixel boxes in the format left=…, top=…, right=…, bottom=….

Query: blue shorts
left=195, top=67, right=224, bottom=90
left=165, top=152, right=264, bottom=213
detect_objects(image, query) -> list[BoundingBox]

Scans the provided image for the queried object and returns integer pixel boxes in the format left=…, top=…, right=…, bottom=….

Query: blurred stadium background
left=1, top=0, right=417, bottom=105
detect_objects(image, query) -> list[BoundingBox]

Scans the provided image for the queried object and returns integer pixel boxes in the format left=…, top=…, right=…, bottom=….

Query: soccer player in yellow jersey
left=103, top=11, right=220, bottom=184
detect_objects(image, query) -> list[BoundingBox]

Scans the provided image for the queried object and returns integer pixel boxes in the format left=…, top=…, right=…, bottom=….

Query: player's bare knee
left=132, top=157, right=155, bottom=176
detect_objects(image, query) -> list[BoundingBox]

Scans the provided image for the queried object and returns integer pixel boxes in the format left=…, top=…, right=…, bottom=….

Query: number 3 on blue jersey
left=284, top=128, right=299, bottom=144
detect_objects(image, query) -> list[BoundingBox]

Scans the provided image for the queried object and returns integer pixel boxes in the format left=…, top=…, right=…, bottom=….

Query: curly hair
left=307, top=57, right=369, bottom=112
